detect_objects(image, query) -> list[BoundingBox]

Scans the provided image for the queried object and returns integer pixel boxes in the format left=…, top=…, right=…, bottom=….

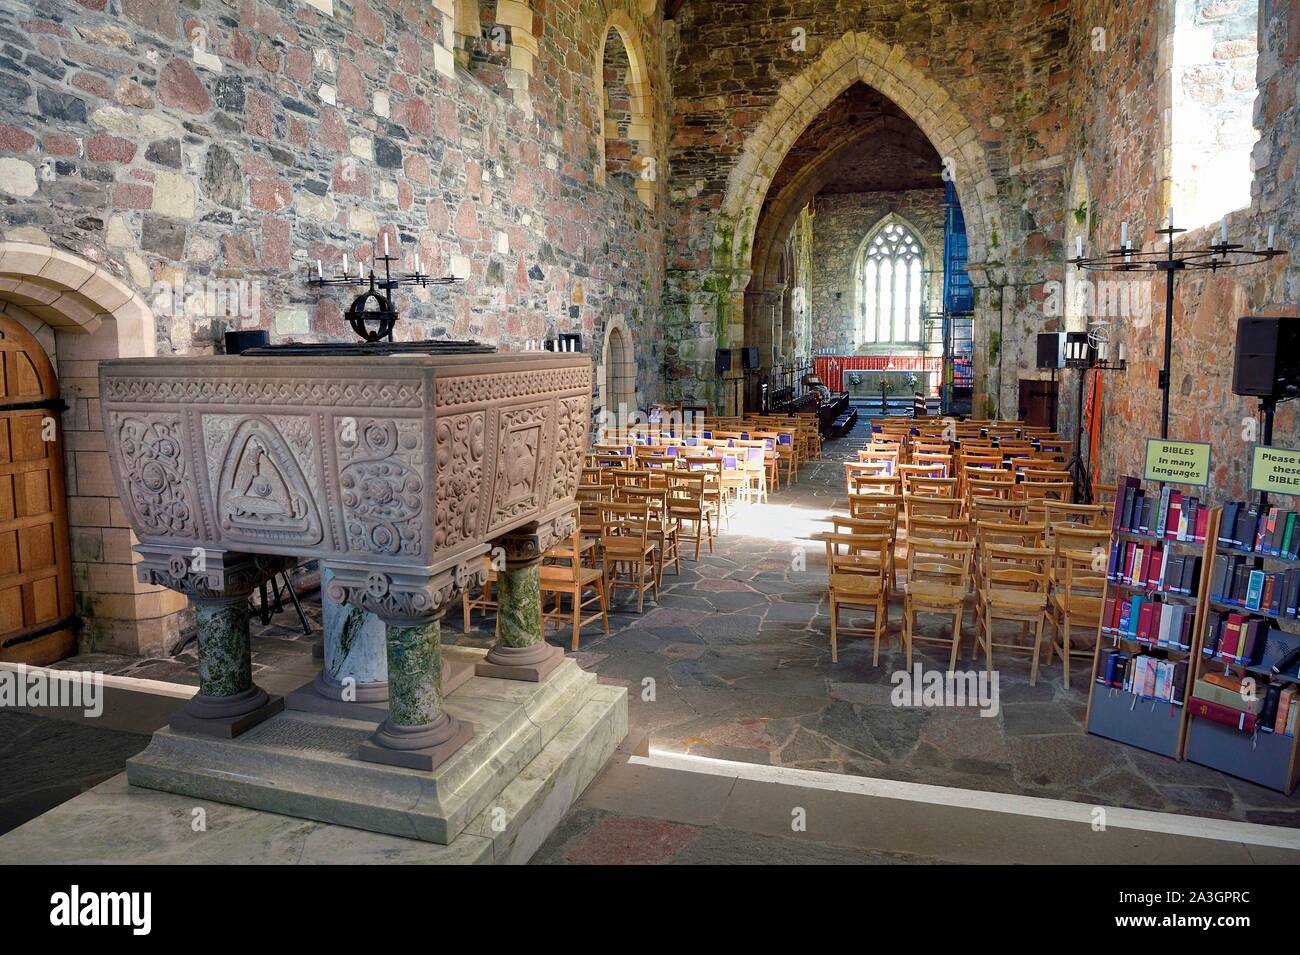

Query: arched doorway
left=601, top=321, right=636, bottom=426
left=0, top=314, right=75, bottom=664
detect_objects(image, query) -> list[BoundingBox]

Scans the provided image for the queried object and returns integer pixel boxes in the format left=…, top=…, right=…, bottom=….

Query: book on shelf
left=1098, top=650, right=1186, bottom=704
left=1208, top=557, right=1300, bottom=621
left=1215, top=502, right=1300, bottom=559
left=1112, top=475, right=1207, bottom=543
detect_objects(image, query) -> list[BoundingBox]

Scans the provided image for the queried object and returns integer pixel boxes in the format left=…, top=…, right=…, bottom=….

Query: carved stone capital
left=325, top=555, right=489, bottom=627
left=135, top=546, right=292, bottom=600
left=494, top=512, right=577, bottom=569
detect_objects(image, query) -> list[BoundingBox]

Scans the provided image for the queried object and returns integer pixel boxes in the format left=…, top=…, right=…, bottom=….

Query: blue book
left=1246, top=570, right=1266, bottom=612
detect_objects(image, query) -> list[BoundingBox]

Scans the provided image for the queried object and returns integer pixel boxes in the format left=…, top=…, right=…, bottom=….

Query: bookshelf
left=1184, top=500, right=1300, bottom=794
left=1084, top=476, right=1218, bottom=760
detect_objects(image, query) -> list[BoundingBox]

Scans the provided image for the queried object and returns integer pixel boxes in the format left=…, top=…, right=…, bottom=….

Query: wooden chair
left=541, top=524, right=609, bottom=650
left=901, top=537, right=975, bottom=670
left=907, top=476, right=958, bottom=498
left=968, top=497, right=1028, bottom=525
left=668, top=471, right=714, bottom=559
left=617, top=485, right=680, bottom=587
left=824, top=532, right=892, bottom=664
left=600, top=500, right=658, bottom=612
left=905, top=494, right=964, bottom=524
left=848, top=473, right=904, bottom=497
left=907, top=514, right=966, bottom=542
left=1044, top=545, right=1105, bottom=689
left=461, top=553, right=498, bottom=632
left=898, top=463, right=946, bottom=494
left=847, top=493, right=902, bottom=535
left=974, top=544, right=1054, bottom=684
left=817, top=515, right=896, bottom=599
left=1042, top=501, right=1107, bottom=528
left=685, top=456, right=727, bottom=531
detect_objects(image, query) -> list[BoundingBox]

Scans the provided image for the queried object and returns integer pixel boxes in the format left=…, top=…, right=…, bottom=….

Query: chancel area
left=1, top=0, right=1300, bottom=869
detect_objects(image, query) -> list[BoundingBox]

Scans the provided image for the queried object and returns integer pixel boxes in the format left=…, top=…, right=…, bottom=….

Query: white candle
left=1075, top=235, right=1083, bottom=258
left=1268, top=225, right=1276, bottom=250
left=414, top=252, right=421, bottom=274
left=1118, top=343, right=1127, bottom=362
left=383, top=234, right=389, bottom=256
left=1221, top=217, right=1229, bottom=245
left=343, top=252, right=348, bottom=273
left=317, top=259, right=323, bottom=279
left=1167, top=206, right=1174, bottom=230
left=1120, top=222, right=1128, bottom=247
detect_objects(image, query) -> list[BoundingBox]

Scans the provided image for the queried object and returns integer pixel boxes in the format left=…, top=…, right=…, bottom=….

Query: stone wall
left=663, top=1, right=1074, bottom=415
left=1066, top=0, right=1298, bottom=499
left=0, top=0, right=670, bottom=653
left=806, top=189, right=945, bottom=354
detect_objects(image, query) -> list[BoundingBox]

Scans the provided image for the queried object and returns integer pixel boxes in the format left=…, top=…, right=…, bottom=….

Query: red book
left=1166, top=492, right=1183, bottom=540
left=1194, top=505, right=1209, bottom=544
left=1137, top=602, right=1155, bottom=642
left=1190, top=698, right=1258, bottom=733
left=1220, top=613, right=1247, bottom=659
left=1102, top=596, right=1117, bottom=632
left=1147, top=545, right=1163, bottom=588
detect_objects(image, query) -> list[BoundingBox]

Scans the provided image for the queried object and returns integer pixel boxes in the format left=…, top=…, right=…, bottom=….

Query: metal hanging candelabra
left=307, top=236, right=460, bottom=343
left=1068, top=213, right=1288, bottom=441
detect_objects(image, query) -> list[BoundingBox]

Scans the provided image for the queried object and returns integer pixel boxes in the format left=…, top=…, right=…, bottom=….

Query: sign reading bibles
left=1250, top=445, right=1300, bottom=497
left=1144, top=438, right=1212, bottom=487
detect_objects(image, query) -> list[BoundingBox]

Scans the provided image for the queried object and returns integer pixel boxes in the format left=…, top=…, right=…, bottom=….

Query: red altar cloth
left=814, top=356, right=944, bottom=395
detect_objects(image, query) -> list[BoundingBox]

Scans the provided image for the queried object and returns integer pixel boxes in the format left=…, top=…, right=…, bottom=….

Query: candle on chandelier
left=1268, top=226, right=1276, bottom=251
left=1075, top=235, right=1083, bottom=258
left=1120, top=222, right=1128, bottom=248
left=317, top=259, right=323, bottom=279
left=343, top=252, right=348, bottom=273
left=1167, top=207, right=1174, bottom=230
left=383, top=233, right=390, bottom=256
left=1221, top=217, right=1229, bottom=245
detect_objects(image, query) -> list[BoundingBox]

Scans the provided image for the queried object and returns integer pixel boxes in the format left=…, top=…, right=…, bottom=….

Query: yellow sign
left=1250, top=445, right=1300, bottom=497
left=1143, top=439, right=1212, bottom=487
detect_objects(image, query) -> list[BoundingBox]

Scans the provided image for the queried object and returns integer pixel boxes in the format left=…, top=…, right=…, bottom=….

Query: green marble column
left=385, top=619, right=444, bottom=727
left=194, top=595, right=254, bottom=699
left=478, top=525, right=564, bottom=681
left=495, top=561, right=543, bottom=649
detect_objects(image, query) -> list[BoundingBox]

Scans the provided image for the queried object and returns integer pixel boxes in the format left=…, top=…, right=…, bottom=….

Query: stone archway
left=0, top=242, right=178, bottom=657
left=594, top=9, right=655, bottom=210
left=598, top=316, right=636, bottom=429
left=712, top=32, right=1006, bottom=408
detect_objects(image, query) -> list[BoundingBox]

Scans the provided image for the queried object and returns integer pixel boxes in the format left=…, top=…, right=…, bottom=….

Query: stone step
left=126, top=653, right=610, bottom=845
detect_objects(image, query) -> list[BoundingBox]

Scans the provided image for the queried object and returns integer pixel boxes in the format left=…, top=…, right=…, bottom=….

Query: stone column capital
left=135, top=546, right=292, bottom=600
left=494, top=511, right=576, bottom=569
left=324, top=556, right=489, bottom=628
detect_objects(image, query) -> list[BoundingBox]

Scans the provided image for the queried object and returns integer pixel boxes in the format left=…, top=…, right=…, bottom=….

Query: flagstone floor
left=53, top=418, right=1300, bottom=830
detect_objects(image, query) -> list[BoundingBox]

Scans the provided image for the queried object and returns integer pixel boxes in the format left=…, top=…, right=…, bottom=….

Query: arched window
left=855, top=219, right=925, bottom=345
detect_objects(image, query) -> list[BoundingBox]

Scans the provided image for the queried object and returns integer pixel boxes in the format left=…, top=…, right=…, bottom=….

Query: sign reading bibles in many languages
left=1144, top=438, right=1212, bottom=487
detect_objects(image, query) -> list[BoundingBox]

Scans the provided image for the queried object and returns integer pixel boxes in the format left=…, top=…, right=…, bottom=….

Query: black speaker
left=225, top=330, right=269, bottom=355
left=1233, top=317, right=1300, bottom=399
left=741, top=346, right=759, bottom=371
left=1036, top=332, right=1065, bottom=369
left=715, top=348, right=732, bottom=374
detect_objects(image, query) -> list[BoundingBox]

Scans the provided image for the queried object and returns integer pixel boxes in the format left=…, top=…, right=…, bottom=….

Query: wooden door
left=0, top=315, right=75, bottom=665
left=1018, top=377, right=1058, bottom=431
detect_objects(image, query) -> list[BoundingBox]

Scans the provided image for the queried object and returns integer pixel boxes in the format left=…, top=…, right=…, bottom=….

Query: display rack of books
left=1184, top=499, right=1300, bottom=793
left=1084, top=476, right=1218, bottom=759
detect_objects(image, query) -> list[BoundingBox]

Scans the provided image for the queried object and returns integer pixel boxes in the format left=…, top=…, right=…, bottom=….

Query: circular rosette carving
left=339, top=419, right=424, bottom=557
left=116, top=416, right=195, bottom=537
